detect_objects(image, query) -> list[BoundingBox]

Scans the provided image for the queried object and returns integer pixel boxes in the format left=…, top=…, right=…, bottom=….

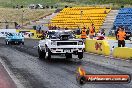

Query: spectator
left=117, top=27, right=126, bottom=47
left=5, top=24, right=9, bottom=29
left=96, top=31, right=101, bottom=36
left=38, top=25, right=41, bottom=33
left=104, top=10, right=107, bottom=14
left=48, top=24, right=51, bottom=30
left=52, top=25, right=56, bottom=30
left=86, top=27, right=89, bottom=35
left=57, top=26, right=60, bottom=30
left=101, top=29, right=105, bottom=36
left=77, top=27, right=80, bottom=35
left=65, top=27, right=68, bottom=30
left=33, top=25, right=36, bottom=30
left=81, top=27, right=87, bottom=40
left=89, top=24, right=95, bottom=39
left=36, top=25, right=41, bottom=33
left=54, top=25, right=57, bottom=30
left=111, top=30, right=115, bottom=36
left=96, top=31, right=105, bottom=40
left=39, top=30, right=44, bottom=39
left=115, top=27, right=120, bottom=39
left=16, top=25, right=20, bottom=29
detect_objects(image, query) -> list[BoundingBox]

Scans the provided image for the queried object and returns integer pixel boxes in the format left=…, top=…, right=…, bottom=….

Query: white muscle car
left=38, top=30, right=85, bottom=60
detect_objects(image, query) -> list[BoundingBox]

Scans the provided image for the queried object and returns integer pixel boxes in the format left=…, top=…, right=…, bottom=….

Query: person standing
left=96, top=31, right=105, bottom=40
left=89, top=24, right=95, bottom=39
left=81, top=27, right=87, bottom=40
left=65, top=27, right=68, bottom=30
left=101, top=29, right=105, bottom=36
left=115, top=27, right=120, bottom=40
left=76, top=26, right=81, bottom=35
left=117, top=27, right=126, bottom=47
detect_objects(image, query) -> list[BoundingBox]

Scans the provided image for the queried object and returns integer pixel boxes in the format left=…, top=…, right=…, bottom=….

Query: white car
left=38, top=30, right=85, bottom=60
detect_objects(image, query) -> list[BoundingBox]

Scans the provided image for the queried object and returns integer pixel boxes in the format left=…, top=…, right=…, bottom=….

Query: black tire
left=78, top=52, right=83, bottom=59
left=47, top=48, right=51, bottom=60
left=5, top=41, right=8, bottom=45
left=65, top=53, right=72, bottom=59
left=6, top=41, right=10, bottom=45
left=22, top=42, right=24, bottom=45
left=38, top=49, right=46, bottom=59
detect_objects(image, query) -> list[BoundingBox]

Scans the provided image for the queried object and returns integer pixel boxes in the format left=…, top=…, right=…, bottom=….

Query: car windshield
left=8, top=33, right=13, bottom=36
left=7, top=33, right=23, bottom=37
left=47, top=31, right=75, bottom=39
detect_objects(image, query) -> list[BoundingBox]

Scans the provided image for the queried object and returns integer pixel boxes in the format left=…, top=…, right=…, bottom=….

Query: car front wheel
left=46, top=48, right=51, bottom=60
left=78, top=52, right=83, bottom=59
left=6, top=41, right=10, bottom=45
left=38, top=48, right=46, bottom=59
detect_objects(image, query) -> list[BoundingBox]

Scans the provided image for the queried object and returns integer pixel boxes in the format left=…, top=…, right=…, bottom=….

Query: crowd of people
left=79, top=24, right=105, bottom=40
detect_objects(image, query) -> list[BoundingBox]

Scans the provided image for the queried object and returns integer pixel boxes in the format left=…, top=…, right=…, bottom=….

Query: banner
left=0, top=29, right=16, bottom=37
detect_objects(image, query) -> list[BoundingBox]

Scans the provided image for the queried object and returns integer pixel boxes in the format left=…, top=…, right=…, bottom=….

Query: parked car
left=29, top=4, right=43, bottom=9
left=5, top=33, right=24, bottom=45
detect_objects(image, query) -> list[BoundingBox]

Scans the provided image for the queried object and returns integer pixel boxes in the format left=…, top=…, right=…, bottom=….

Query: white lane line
left=0, top=58, right=25, bottom=88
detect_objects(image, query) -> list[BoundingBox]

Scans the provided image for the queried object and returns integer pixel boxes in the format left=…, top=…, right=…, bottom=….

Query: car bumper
left=50, top=48, right=83, bottom=54
left=8, top=41, right=23, bottom=43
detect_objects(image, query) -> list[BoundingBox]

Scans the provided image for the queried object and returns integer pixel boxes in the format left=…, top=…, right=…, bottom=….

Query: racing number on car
left=95, top=42, right=102, bottom=51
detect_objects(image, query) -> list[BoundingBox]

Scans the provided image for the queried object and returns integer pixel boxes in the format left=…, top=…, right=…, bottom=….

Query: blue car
left=5, top=33, right=24, bottom=45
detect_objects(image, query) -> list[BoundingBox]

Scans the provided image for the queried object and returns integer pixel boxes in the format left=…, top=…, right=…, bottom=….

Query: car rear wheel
left=78, top=52, right=83, bottom=59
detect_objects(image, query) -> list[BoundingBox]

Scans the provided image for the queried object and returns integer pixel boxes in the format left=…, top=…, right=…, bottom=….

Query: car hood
left=10, top=36, right=23, bottom=39
left=49, top=39, right=82, bottom=41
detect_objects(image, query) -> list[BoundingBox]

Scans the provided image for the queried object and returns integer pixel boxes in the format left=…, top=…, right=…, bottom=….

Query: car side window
left=9, top=33, right=13, bottom=36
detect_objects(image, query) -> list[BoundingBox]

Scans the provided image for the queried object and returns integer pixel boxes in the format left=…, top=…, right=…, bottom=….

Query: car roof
left=48, top=30, right=72, bottom=32
left=9, top=33, right=22, bottom=35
